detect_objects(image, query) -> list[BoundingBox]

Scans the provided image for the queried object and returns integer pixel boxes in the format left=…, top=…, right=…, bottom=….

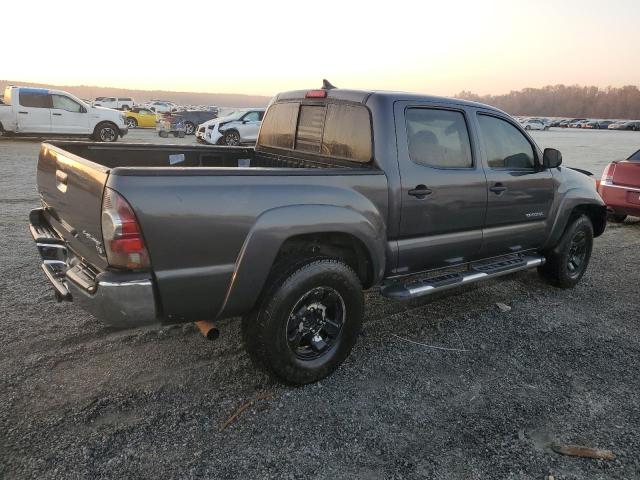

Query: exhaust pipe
left=195, top=320, right=220, bottom=340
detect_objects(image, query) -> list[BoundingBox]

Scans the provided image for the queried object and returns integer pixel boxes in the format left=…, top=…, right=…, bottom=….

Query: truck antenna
left=322, top=79, right=337, bottom=90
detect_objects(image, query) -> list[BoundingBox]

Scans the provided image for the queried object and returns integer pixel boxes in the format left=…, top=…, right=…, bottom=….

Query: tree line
left=456, top=85, right=640, bottom=120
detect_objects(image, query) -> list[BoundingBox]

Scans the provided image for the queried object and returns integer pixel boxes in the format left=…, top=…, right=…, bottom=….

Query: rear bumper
left=598, top=183, right=640, bottom=216
left=29, top=208, right=158, bottom=328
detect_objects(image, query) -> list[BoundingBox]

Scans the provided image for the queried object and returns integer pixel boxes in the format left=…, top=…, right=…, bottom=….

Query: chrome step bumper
left=381, top=254, right=545, bottom=300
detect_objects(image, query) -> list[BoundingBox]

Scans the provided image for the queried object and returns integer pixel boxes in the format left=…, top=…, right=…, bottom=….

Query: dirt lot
left=1, top=133, right=639, bottom=479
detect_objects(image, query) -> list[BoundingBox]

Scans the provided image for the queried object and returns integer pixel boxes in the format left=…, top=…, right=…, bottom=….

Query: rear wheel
left=242, top=258, right=364, bottom=385
left=94, top=122, right=119, bottom=142
left=538, top=215, right=593, bottom=288
left=224, top=130, right=240, bottom=146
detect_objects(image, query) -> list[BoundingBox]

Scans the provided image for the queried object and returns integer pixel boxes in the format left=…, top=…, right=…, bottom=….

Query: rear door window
left=19, top=90, right=52, bottom=108
left=405, top=108, right=473, bottom=168
left=477, top=114, right=536, bottom=169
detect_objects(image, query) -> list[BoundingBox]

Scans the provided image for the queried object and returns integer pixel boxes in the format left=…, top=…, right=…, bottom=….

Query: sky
left=3, top=0, right=639, bottom=97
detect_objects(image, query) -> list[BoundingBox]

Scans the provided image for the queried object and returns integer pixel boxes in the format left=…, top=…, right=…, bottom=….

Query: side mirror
left=543, top=148, right=562, bottom=168
left=80, top=106, right=87, bottom=113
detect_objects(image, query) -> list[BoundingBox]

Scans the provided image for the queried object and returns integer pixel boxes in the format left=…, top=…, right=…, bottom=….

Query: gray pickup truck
left=29, top=85, right=606, bottom=384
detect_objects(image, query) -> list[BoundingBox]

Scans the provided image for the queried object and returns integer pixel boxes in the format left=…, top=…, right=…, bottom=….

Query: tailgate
left=612, top=160, right=640, bottom=188
left=37, top=143, right=110, bottom=270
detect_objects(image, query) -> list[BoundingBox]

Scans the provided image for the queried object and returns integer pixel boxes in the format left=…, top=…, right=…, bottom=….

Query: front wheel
left=242, top=259, right=364, bottom=385
left=94, top=123, right=119, bottom=142
left=538, top=215, right=594, bottom=288
left=223, top=130, right=241, bottom=146
left=184, top=122, right=195, bottom=135
left=126, top=117, right=137, bottom=129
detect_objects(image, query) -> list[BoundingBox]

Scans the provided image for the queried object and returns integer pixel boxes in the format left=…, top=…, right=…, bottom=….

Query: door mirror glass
left=543, top=147, right=562, bottom=168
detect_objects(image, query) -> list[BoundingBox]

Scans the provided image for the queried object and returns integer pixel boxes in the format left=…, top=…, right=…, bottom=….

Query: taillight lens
left=101, top=188, right=150, bottom=270
left=601, top=163, right=616, bottom=185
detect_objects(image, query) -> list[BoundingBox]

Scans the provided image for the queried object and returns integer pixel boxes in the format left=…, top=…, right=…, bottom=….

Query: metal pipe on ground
left=195, top=320, right=220, bottom=340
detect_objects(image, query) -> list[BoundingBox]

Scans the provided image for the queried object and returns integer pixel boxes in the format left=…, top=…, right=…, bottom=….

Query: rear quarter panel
left=106, top=170, right=389, bottom=323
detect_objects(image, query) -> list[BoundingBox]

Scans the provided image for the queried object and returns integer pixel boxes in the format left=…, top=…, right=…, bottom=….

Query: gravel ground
left=1, top=133, right=639, bottom=479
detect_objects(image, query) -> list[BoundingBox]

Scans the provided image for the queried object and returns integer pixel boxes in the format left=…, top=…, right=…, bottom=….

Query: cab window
left=477, top=114, right=536, bottom=169
left=19, top=90, right=52, bottom=108
left=406, top=108, right=472, bottom=168
left=51, top=94, right=83, bottom=113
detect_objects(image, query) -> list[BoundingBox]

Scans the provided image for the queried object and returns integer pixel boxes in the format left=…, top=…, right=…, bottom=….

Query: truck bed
left=53, top=141, right=369, bottom=172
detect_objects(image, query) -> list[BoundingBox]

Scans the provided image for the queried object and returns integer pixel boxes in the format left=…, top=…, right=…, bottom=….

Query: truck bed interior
left=50, top=142, right=369, bottom=171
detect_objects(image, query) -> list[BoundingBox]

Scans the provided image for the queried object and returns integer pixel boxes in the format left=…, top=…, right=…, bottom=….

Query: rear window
left=628, top=149, right=640, bottom=161
left=258, top=102, right=299, bottom=149
left=259, top=101, right=372, bottom=163
left=295, top=105, right=325, bottom=153
left=19, top=90, right=52, bottom=108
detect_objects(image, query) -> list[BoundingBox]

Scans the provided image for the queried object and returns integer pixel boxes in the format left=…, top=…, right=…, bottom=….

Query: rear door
left=394, top=102, right=487, bottom=274
left=50, top=94, right=90, bottom=134
left=475, top=112, right=554, bottom=257
left=16, top=89, right=51, bottom=133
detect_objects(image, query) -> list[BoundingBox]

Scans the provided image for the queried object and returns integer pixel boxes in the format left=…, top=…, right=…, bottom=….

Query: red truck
left=599, top=149, right=640, bottom=222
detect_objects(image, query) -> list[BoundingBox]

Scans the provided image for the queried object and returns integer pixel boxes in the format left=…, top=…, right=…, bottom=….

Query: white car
left=522, top=119, right=548, bottom=131
left=0, top=86, right=127, bottom=142
left=196, top=108, right=265, bottom=145
left=144, top=100, right=177, bottom=113
left=92, top=96, right=135, bottom=110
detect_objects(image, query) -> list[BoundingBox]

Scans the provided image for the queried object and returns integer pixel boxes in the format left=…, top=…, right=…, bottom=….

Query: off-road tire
left=538, top=215, right=594, bottom=288
left=242, top=258, right=364, bottom=385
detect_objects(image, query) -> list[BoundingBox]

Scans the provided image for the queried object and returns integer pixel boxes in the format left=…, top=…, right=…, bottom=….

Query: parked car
left=609, top=120, right=640, bottom=131
left=92, top=97, right=135, bottom=110
left=124, top=107, right=158, bottom=128
left=28, top=85, right=606, bottom=385
left=144, top=100, right=177, bottom=113
left=522, top=119, right=548, bottom=131
left=584, top=120, right=614, bottom=129
left=0, top=86, right=127, bottom=141
left=598, top=149, right=640, bottom=222
left=196, top=108, right=265, bottom=145
left=568, top=119, right=589, bottom=128
left=160, top=110, right=219, bottom=135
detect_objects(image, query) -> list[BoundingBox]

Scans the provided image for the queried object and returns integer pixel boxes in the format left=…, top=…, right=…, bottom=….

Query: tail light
left=101, top=188, right=150, bottom=270
left=601, top=162, right=616, bottom=185
left=305, top=90, right=327, bottom=98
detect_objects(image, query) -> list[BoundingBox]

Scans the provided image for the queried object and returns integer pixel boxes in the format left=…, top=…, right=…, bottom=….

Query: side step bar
left=381, top=254, right=545, bottom=300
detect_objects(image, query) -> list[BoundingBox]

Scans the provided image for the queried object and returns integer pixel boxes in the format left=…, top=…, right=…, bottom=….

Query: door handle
left=489, top=183, right=507, bottom=194
left=408, top=185, right=432, bottom=199
left=18, top=111, right=28, bottom=114
left=52, top=112, right=62, bottom=116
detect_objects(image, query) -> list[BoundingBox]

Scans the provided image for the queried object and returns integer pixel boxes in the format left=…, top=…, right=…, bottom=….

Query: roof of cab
left=274, top=88, right=504, bottom=114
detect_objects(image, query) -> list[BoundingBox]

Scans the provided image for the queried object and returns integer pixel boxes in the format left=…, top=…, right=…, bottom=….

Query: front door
left=475, top=112, right=555, bottom=257
left=50, top=94, right=89, bottom=134
left=238, top=110, right=264, bottom=142
left=16, top=89, right=51, bottom=133
left=395, top=103, right=488, bottom=274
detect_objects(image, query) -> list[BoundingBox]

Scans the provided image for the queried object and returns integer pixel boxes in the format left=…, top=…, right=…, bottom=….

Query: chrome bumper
left=29, top=208, right=158, bottom=328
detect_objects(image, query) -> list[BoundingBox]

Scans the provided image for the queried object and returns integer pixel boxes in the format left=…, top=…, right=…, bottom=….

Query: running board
left=381, top=254, right=545, bottom=300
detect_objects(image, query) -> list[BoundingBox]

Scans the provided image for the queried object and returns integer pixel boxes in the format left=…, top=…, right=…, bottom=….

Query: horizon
left=4, top=0, right=639, bottom=97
